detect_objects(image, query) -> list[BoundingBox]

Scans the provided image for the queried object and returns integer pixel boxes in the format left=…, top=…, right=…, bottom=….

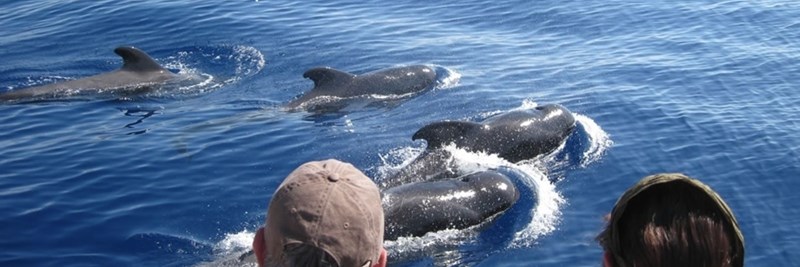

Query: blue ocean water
left=1, top=0, right=799, bottom=266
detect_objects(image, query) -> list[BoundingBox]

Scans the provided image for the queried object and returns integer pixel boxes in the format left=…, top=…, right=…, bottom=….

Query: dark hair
left=281, top=243, right=339, bottom=267
left=598, top=181, right=743, bottom=267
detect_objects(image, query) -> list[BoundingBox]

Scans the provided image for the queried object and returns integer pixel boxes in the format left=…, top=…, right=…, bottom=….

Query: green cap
left=605, top=173, right=744, bottom=266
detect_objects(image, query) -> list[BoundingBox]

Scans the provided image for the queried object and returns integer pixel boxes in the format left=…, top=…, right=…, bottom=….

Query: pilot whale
left=385, top=104, right=576, bottom=187
left=287, top=65, right=436, bottom=111
left=382, top=170, right=520, bottom=240
left=0, top=46, right=177, bottom=102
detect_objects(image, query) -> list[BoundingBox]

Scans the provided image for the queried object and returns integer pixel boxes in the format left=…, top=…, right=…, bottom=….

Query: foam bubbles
left=157, top=45, right=266, bottom=99
left=214, top=230, right=254, bottom=253
left=195, top=230, right=257, bottom=267
left=574, top=113, right=613, bottom=167
left=434, top=65, right=462, bottom=90
left=443, top=145, right=565, bottom=246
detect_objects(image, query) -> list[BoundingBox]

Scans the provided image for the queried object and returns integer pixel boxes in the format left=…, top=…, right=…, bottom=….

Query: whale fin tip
left=114, top=46, right=166, bottom=72
left=303, top=67, right=355, bottom=89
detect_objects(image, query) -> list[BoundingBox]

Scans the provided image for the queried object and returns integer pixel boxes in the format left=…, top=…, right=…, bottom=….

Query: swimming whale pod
left=376, top=105, right=575, bottom=238
left=382, top=170, right=520, bottom=240
left=0, top=46, right=177, bottom=102
left=287, top=65, right=436, bottom=111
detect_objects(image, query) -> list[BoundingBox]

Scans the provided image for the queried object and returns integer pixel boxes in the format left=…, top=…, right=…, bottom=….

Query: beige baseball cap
left=262, top=159, right=384, bottom=267
left=603, top=173, right=744, bottom=267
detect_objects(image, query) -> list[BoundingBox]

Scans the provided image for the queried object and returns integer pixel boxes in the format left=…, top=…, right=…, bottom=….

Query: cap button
left=327, top=173, right=340, bottom=182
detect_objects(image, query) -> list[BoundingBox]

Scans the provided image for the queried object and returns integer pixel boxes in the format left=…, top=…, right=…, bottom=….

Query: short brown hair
left=597, top=173, right=744, bottom=267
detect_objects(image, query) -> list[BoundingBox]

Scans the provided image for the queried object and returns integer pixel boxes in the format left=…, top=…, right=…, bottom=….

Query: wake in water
left=148, top=45, right=265, bottom=100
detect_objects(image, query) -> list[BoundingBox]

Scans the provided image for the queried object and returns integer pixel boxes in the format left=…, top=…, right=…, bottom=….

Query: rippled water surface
left=1, top=1, right=799, bottom=266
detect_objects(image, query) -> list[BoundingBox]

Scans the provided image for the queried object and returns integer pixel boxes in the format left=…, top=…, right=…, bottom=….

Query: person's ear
left=372, top=248, right=388, bottom=267
left=603, top=251, right=613, bottom=267
left=252, top=227, right=267, bottom=267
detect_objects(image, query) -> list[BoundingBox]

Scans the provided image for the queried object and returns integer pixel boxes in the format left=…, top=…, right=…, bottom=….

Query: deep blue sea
left=1, top=1, right=799, bottom=266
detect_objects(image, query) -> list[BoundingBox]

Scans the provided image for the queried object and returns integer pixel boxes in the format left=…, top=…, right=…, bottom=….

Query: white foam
left=435, top=66, right=462, bottom=89
left=574, top=113, right=613, bottom=167
left=509, top=162, right=564, bottom=246
left=515, top=99, right=540, bottom=110
left=376, top=146, right=426, bottom=182
left=231, top=45, right=266, bottom=78
left=214, top=230, right=254, bottom=253
left=343, top=117, right=355, bottom=133
left=194, top=230, right=257, bottom=267
left=159, top=45, right=265, bottom=97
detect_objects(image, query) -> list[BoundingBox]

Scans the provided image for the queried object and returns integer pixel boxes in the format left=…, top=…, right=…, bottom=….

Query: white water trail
left=574, top=113, right=613, bottom=167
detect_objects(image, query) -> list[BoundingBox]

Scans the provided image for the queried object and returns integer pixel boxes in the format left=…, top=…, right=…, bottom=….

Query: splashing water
left=573, top=113, right=613, bottom=167
left=434, top=65, right=461, bottom=90
left=444, top=145, right=565, bottom=247
left=214, top=230, right=254, bottom=254
left=195, top=230, right=257, bottom=267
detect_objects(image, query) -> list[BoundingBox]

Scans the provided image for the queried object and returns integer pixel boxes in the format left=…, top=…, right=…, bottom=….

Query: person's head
left=597, top=173, right=744, bottom=267
left=252, top=159, right=387, bottom=267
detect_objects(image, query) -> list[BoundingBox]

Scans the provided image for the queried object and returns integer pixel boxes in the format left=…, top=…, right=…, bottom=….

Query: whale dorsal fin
left=413, top=121, right=482, bottom=148
left=114, top=46, right=166, bottom=72
left=303, top=67, right=355, bottom=89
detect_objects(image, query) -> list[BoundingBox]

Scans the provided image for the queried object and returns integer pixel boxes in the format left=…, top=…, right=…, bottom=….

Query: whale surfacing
left=414, top=104, right=576, bottom=162
left=287, top=65, right=437, bottom=112
left=385, top=104, right=576, bottom=188
left=382, top=171, right=520, bottom=240
left=0, top=46, right=177, bottom=102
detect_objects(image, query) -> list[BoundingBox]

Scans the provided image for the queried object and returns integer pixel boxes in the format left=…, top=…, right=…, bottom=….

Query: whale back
left=413, top=121, right=483, bottom=149
left=487, top=105, right=575, bottom=141
left=411, top=105, right=576, bottom=162
left=114, top=46, right=168, bottom=72
left=484, top=105, right=576, bottom=161
left=382, top=171, right=519, bottom=240
left=361, top=65, right=437, bottom=95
